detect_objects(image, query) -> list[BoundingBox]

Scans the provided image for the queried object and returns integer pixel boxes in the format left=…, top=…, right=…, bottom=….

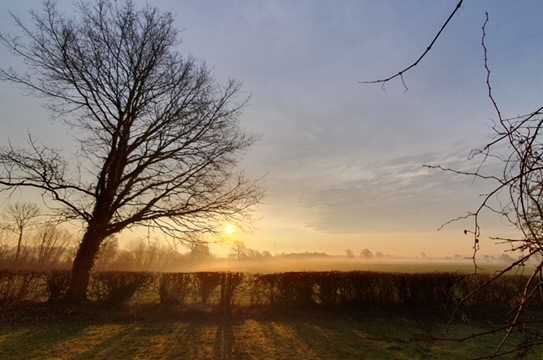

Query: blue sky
left=1, top=1, right=542, bottom=256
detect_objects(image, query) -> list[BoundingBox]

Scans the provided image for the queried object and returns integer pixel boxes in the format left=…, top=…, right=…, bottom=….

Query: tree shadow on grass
left=72, top=324, right=170, bottom=360
left=74, top=321, right=219, bottom=360
left=251, top=316, right=490, bottom=360
left=0, top=322, right=89, bottom=359
left=213, top=319, right=234, bottom=360
left=285, top=318, right=423, bottom=360
left=0, top=316, right=441, bottom=360
left=1, top=311, right=542, bottom=360
left=285, top=316, right=543, bottom=360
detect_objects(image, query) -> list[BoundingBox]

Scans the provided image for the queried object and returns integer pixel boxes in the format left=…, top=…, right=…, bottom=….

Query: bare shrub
left=96, top=238, right=188, bottom=272
left=33, top=226, right=73, bottom=270
left=126, top=240, right=188, bottom=272
left=93, top=238, right=120, bottom=271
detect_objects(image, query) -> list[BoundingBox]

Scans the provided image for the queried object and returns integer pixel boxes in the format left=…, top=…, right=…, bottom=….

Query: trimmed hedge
left=45, top=271, right=71, bottom=302
left=159, top=273, right=192, bottom=305
left=90, top=271, right=154, bottom=305
left=0, top=270, right=539, bottom=312
left=0, top=270, right=45, bottom=306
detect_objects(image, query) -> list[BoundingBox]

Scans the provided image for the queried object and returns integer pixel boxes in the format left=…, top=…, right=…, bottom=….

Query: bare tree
left=5, top=202, right=40, bottom=262
left=189, top=242, right=213, bottom=263
left=0, top=0, right=261, bottom=302
left=360, top=248, right=373, bottom=259
left=33, top=224, right=73, bottom=269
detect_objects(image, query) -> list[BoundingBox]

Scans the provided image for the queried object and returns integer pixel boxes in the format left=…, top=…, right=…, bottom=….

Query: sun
left=223, top=223, right=236, bottom=236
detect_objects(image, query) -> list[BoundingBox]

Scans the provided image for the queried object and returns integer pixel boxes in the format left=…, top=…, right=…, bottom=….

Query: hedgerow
left=0, top=270, right=539, bottom=313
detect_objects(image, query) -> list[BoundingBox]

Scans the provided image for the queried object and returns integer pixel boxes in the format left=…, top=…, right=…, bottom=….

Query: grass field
left=0, top=307, right=540, bottom=360
left=1, top=270, right=542, bottom=359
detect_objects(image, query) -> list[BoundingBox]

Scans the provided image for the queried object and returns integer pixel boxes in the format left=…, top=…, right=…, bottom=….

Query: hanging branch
left=360, top=0, right=464, bottom=88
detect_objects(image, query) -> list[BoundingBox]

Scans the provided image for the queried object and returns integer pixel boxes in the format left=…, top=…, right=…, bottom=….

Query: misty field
left=0, top=308, right=537, bottom=360
left=185, top=258, right=520, bottom=274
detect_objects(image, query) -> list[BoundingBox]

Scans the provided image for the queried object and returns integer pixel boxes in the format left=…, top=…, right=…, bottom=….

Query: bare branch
left=360, top=0, right=463, bottom=87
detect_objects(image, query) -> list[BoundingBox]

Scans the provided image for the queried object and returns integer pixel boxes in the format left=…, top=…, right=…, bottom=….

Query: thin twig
left=360, top=0, right=463, bottom=86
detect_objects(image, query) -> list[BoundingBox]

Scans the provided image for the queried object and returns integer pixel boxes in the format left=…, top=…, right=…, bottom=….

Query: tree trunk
left=65, top=227, right=106, bottom=303
left=14, top=229, right=23, bottom=262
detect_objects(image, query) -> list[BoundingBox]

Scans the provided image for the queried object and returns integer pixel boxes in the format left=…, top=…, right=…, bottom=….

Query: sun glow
left=224, top=223, right=236, bottom=236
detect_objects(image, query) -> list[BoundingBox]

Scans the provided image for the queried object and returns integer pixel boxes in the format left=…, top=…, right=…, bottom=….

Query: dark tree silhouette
left=360, top=248, right=373, bottom=259
left=0, top=0, right=261, bottom=302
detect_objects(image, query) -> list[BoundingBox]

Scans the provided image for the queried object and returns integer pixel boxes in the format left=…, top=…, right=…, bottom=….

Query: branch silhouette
left=360, top=0, right=463, bottom=88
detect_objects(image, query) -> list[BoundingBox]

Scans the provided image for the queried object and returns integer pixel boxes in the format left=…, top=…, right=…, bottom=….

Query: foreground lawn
left=0, top=308, right=540, bottom=360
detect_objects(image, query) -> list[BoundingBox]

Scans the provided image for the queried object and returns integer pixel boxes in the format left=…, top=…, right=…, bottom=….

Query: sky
left=1, top=0, right=543, bottom=257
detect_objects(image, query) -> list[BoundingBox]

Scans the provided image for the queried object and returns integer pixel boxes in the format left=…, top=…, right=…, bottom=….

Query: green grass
left=0, top=311, right=540, bottom=359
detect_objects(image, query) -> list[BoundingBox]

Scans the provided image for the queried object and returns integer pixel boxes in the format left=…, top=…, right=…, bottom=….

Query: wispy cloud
left=297, top=144, right=496, bottom=233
